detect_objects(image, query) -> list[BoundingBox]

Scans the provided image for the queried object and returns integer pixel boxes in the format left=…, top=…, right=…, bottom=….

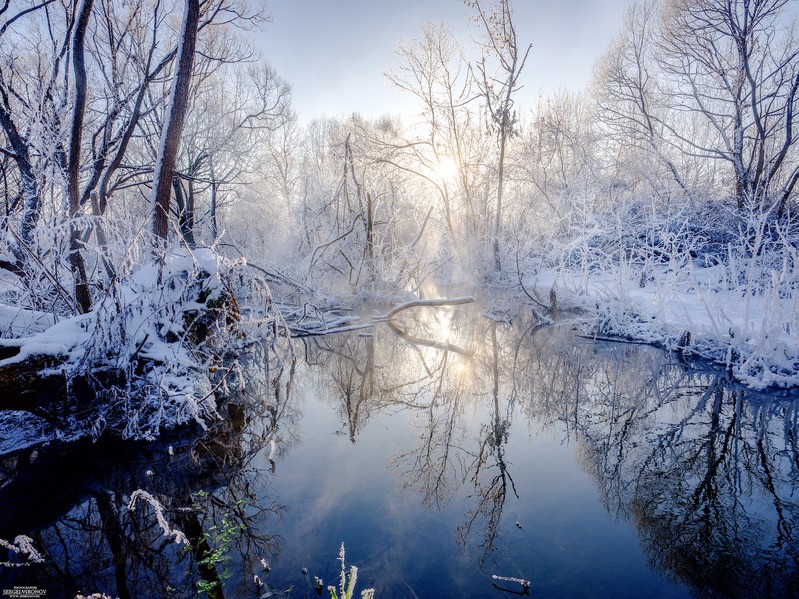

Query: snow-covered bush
left=0, top=231, right=291, bottom=440
left=526, top=197, right=799, bottom=389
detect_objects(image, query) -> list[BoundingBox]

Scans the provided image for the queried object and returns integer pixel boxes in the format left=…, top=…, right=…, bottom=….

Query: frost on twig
left=492, top=574, right=530, bottom=592
left=0, top=535, right=44, bottom=566
left=127, top=489, right=189, bottom=547
left=326, top=543, right=375, bottom=599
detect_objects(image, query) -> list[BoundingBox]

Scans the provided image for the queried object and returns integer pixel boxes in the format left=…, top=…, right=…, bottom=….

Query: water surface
left=1, top=305, right=797, bottom=598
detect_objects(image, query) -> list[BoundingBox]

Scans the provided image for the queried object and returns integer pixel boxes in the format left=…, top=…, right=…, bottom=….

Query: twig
left=492, top=575, right=530, bottom=593
left=576, top=334, right=651, bottom=345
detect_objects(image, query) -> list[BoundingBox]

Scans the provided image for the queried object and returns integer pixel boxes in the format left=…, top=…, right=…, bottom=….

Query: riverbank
left=535, top=262, right=799, bottom=390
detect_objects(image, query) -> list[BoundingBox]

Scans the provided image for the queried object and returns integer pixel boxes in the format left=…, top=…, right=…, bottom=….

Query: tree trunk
left=493, top=125, right=507, bottom=271
left=0, top=93, right=40, bottom=264
left=366, top=191, right=374, bottom=260
left=186, top=176, right=196, bottom=246
left=173, top=176, right=196, bottom=247
left=209, top=154, right=218, bottom=240
left=67, top=0, right=95, bottom=314
left=150, top=0, right=200, bottom=241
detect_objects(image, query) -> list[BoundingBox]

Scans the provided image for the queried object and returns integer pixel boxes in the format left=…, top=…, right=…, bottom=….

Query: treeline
left=1, top=0, right=798, bottom=389
left=231, top=0, right=799, bottom=297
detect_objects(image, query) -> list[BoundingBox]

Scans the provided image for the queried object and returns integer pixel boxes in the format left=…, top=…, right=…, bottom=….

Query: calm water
left=1, top=305, right=798, bottom=598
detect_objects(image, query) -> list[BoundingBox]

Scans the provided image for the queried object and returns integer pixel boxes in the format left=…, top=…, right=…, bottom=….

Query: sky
left=256, top=0, right=636, bottom=122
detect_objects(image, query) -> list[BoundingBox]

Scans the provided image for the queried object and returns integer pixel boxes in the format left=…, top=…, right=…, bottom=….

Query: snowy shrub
left=0, top=231, right=291, bottom=440
left=0, top=534, right=44, bottom=567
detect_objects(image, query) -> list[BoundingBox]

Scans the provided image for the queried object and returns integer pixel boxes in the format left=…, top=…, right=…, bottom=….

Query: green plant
left=191, top=491, right=249, bottom=598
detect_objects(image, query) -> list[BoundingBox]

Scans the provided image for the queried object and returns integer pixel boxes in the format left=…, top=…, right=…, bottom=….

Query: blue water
left=1, top=308, right=797, bottom=598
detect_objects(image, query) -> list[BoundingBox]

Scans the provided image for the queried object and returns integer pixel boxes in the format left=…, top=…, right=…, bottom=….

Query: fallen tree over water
left=0, top=246, right=481, bottom=446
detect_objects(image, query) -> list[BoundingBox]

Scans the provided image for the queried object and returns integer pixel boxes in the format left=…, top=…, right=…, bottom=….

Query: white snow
left=536, top=260, right=799, bottom=389
left=0, top=247, right=251, bottom=442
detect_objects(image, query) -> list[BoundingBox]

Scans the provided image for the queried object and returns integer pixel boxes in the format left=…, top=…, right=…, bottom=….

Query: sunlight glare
left=436, top=157, right=458, bottom=182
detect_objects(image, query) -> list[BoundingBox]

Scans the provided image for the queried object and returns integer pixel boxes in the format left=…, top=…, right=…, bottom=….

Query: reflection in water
left=0, top=357, right=297, bottom=599
left=305, top=306, right=799, bottom=597
left=1, top=304, right=798, bottom=597
left=518, top=330, right=799, bottom=598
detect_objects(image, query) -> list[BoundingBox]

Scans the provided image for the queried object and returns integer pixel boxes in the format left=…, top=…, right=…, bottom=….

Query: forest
left=1, top=0, right=799, bottom=596
left=0, top=0, right=797, bottom=432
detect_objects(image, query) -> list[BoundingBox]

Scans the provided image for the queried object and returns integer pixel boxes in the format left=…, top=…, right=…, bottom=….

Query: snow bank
left=0, top=304, right=56, bottom=336
left=0, top=247, right=265, bottom=443
left=537, top=261, right=799, bottom=390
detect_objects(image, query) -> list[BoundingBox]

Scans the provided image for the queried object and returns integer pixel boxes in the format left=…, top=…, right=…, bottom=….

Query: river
left=1, top=303, right=797, bottom=598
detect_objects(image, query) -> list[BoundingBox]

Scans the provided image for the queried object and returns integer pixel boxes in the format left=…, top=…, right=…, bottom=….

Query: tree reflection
left=304, top=306, right=526, bottom=564
left=6, top=307, right=796, bottom=597
left=0, top=361, right=296, bottom=598
left=306, top=305, right=799, bottom=596
left=458, top=322, right=519, bottom=562
left=517, top=333, right=799, bottom=599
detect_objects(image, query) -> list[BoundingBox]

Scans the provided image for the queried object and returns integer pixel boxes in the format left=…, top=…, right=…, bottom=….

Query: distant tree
left=387, top=22, right=488, bottom=245
left=177, top=61, right=293, bottom=245
left=596, top=0, right=799, bottom=216
left=465, top=0, right=531, bottom=270
left=593, top=0, right=696, bottom=202
left=516, top=91, right=600, bottom=227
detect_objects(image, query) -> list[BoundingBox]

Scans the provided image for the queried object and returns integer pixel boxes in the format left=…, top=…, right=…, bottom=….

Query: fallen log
left=0, top=353, right=67, bottom=412
left=375, top=296, right=475, bottom=320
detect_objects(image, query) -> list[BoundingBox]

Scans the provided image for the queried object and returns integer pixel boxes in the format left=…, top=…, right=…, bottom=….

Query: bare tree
left=593, top=0, right=697, bottom=202
left=66, top=0, right=94, bottom=313
left=177, top=61, right=292, bottom=245
left=465, top=0, right=531, bottom=270
left=387, top=22, right=489, bottom=245
left=150, top=0, right=200, bottom=241
left=516, top=91, right=600, bottom=226
left=597, top=0, right=799, bottom=215
left=0, top=0, right=64, bottom=272
left=662, top=0, right=799, bottom=214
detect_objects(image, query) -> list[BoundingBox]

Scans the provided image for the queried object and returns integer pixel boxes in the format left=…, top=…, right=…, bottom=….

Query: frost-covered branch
left=127, top=489, right=190, bottom=547
left=0, top=535, right=44, bottom=567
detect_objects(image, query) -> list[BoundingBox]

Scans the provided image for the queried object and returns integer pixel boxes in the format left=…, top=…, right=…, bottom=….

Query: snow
left=0, top=304, right=56, bottom=336
left=0, top=247, right=249, bottom=443
left=0, top=313, right=91, bottom=367
left=0, top=411, right=64, bottom=455
left=537, top=260, right=799, bottom=390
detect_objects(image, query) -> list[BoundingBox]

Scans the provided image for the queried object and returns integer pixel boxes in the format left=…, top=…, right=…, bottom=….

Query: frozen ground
left=537, top=263, right=799, bottom=390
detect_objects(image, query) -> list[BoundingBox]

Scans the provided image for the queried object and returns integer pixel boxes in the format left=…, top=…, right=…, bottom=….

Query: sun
left=436, top=157, right=459, bottom=181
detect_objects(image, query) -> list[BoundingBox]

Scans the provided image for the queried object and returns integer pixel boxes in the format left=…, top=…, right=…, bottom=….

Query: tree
left=465, top=0, right=531, bottom=270
left=596, top=0, right=799, bottom=215
left=177, top=61, right=293, bottom=245
left=661, top=0, right=799, bottom=215
left=0, top=0, right=62, bottom=272
left=387, top=21, right=490, bottom=248
left=593, top=0, right=697, bottom=203
left=150, top=0, right=200, bottom=241
left=66, top=0, right=95, bottom=313
left=516, top=91, right=600, bottom=229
